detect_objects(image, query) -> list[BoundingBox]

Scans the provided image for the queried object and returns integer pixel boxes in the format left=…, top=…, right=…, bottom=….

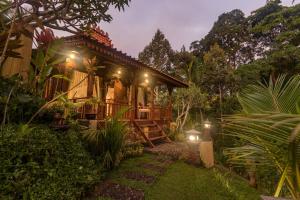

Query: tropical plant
left=224, top=75, right=300, bottom=199
left=29, top=39, right=68, bottom=97
left=83, top=109, right=128, bottom=170
left=173, top=84, right=207, bottom=132
left=0, top=125, right=100, bottom=199
left=1, top=0, right=130, bottom=34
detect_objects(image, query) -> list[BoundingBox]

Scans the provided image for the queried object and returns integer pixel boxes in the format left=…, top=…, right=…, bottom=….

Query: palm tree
left=224, top=75, right=300, bottom=199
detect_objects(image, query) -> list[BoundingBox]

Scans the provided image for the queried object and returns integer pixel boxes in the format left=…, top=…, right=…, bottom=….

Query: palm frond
left=224, top=75, right=300, bottom=199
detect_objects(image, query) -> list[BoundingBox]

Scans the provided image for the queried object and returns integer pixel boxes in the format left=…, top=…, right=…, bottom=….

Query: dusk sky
left=97, top=1, right=296, bottom=57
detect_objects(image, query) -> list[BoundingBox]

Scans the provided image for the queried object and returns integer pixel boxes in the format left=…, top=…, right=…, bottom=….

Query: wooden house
left=45, top=27, right=188, bottom=147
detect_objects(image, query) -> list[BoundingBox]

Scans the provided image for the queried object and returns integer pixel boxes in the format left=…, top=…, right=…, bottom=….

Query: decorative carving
left=85, top=25, right=113, bottom=47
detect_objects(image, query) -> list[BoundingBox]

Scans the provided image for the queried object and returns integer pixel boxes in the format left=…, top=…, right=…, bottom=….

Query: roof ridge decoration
left=84, top=25, right=113, bottom=48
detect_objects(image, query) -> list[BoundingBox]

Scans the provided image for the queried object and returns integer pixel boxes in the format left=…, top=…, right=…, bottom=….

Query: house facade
left=45, top=27, right=188, bottom=146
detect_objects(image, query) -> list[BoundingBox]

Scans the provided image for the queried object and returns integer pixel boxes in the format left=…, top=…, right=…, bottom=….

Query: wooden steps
left=133, top=120, right=171, bottom=148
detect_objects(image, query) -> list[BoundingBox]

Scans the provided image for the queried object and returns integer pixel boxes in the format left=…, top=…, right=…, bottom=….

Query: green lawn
left=95, top=154, right=261, bottom=200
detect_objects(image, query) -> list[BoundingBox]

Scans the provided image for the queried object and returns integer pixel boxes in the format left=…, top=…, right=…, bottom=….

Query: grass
left=97, top=154, right=261, bottom=200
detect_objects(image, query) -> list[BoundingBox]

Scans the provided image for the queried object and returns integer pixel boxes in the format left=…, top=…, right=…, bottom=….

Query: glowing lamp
left=144, top=73, right=148, bottom=78
left=189, top=135, right=196, bottom=141
left=145, top=79, right=149, bottom=84
left=69, top=53, right=75, bottom=59
left=117, top=70, right=122, bottom=75
left=186, top=129, right=201, bottom=143
left=204, top=120, right=211, bottom=129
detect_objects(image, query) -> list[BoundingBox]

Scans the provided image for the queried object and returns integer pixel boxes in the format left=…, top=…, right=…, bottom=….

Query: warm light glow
left=204, top=124, right=211, bottom=129
left=145, top=79, right=149, bottom=84
left=69, top=53, right=75, bottom=59
left=144, top=73, right=148, bottom=78
left=117, top=70, right=122, bottom=75
left=189, top=135, right=196, bottom=141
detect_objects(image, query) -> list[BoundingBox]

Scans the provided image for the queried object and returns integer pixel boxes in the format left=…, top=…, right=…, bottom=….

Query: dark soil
left=92, top=181, right=144, bottom=200
left=123, top=171, right=156, bottom=184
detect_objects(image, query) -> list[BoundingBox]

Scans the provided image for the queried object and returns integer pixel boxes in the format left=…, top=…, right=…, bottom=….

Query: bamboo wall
left=1, top=32, right=33, bottom=81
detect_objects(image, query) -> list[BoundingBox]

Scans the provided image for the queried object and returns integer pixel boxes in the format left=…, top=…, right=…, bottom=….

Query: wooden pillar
left=130, top=71, right=138, bottom=121
left=87, top=72, right=95, bottom=97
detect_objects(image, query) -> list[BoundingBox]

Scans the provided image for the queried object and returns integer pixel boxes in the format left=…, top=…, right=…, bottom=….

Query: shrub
left=0, top=125, right=101, bottom=199
left=83, top=117, right=128, bottom=170
left=122, top=141, right=144, bottom=158
left=0, top=76, right=45, bottom=124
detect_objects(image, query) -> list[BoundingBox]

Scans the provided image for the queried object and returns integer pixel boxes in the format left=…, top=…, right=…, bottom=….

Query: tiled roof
left=62, top=34, right=188, bottom=88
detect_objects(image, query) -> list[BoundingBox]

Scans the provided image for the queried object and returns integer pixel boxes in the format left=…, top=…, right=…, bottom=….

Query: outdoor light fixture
left=68, top=50, right=79, bottom=59
left=204, top=119, right=211, bottom=129
left=186, top=129, right=201, bottom=143
left=189, top=135, right=196, bottom=141
left=69, top=53, right=75, bottom=59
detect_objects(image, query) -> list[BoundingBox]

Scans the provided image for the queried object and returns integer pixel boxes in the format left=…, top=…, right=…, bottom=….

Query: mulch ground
left=123, top=171, right=156, bottom=184
left=92, top=181, right=145, bottom=200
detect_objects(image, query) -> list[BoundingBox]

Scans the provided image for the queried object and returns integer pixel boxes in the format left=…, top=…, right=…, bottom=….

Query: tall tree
left=236, top=2, right=300, bottom=84
left=171, top=48, right=207, bottom=130
left=1, top=0, right=131, bottom=77
left=1, top=0, right=131, bottom=34
left=138, top=29, right=174, bottom=73
left=171, top=46, right=202, bottom=84
left=202, top=44, right=235, bottom=120
left=190, top=9, right=254, bottom=68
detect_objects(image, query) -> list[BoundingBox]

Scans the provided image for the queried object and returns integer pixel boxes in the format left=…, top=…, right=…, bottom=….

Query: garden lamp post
left=202, top=120, right=212, bottom=141
left=186, top=129, right=202, bottom=143
left=199, top=119, right=214, bottom=168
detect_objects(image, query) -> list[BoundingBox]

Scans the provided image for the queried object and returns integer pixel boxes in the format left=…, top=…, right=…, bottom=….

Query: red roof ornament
left=85, top=25, right=113, bottom=48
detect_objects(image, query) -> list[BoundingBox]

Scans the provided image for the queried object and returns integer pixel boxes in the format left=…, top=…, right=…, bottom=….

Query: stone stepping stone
left=93, top=181, right=144, bottom=200
left=123, top=171, right=156, bottom=184
left=155, top=156, right=175, bottom=166
left=139, top=163, right=167, bottom=175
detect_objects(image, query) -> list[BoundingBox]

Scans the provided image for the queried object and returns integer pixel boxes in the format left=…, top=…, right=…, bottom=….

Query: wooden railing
left=70, top=97, right=172, bottom=121
left=151, top=105, right=172, bottom=121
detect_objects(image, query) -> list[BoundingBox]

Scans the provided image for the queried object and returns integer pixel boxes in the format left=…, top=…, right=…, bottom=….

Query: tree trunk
left=180, top=103, right=190, bottom=131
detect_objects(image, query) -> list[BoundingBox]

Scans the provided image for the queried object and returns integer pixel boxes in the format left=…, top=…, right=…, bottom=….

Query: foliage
left=191, top=9, right=254, bottom=68
left=138, top=29, right=174, bottom=73
left=83, top=112, right=128, bottom=170
left=171, top=47, right=201, bottom=83
left=173, top=84, right=207, bottom=132
left=122, top=141, right=144, bottom=158
left=0, top=76, right=46, bottom=124
left=224, top=75, right=300, bottom=199
left=29, top=39, right=68, bottom=97
left=0, top=125, right=101, bottom=199
left=1, top=0, right=131, bottom=34
left=202, top=43, right=234, bottom=95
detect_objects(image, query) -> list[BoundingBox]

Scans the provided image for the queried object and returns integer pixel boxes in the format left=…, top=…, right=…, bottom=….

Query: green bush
left=0, top=76, right=46, bottom=124
left=122, top=141, right=144, bottom=158
left=0, top=125, right=101, bottom=199
left=83, top=117, right=128, bottom=170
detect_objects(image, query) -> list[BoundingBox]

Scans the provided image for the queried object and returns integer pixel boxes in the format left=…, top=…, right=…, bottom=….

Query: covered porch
left=46, top=32, right=187, bottom=124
